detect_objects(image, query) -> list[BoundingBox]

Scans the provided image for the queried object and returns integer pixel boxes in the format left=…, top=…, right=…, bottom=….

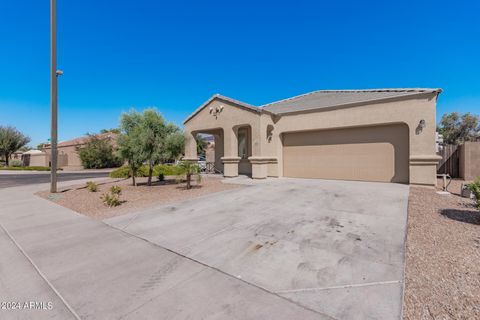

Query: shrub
left=110, top=185, right=122, bottom=195
left=158, top=173, right=165, bottom=181
left=155, top=164, right=182, bottom=176
left=137, top=165, right=150, bottom=177
left=101, top=192, right=121, bottom=207
left=86, top=181, right=98, bottom=192
left=110, top=164, right=181, bottom=179
left=110, top=166, right=130, bottom=178
left=467, top=177, right=480, bottom=209
left=177, top=161, right=201, bottom=190
left=10, top=159, right=23, bottom=167
left=77, top=134, right=123, bottom=169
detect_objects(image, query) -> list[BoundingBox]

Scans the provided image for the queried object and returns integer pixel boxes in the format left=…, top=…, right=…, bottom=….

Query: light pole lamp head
left=56, top=70, right=64, bottom=76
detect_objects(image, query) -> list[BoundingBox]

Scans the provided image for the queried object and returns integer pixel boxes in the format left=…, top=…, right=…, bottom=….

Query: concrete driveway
left=1, top=178, right=327, bottom=320
left=106, top=177, right=409, bottom=319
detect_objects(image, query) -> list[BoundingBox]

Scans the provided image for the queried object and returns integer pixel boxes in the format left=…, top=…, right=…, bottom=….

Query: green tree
left=160, top=126, right=185, bottom=163
left=19, top=146, right=32, bottom=152
left=100, top=128, right=121, bottom=134
left=196, top=135, right=208, bottom=156
left=177, top=161, right=201, bottom=189
left=117, top=109, right=186, bottom=186
left=118, top=111, right=145, bottom=186
left=37, top=142, right=48, bottom=150
left=438, top=112, right=480, bottom=144
left=77, top=134, right=123, bottom=169
left=140, top=109, right=169, bottom=186
left=0, top=126, right=31, bottom=166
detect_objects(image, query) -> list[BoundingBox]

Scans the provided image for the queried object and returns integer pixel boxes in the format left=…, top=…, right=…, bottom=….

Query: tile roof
left=43, top=132, right=118, bottom=149
left=184, top=88, right=442, bottom=123
left=261, top=88, right=442, bottom=115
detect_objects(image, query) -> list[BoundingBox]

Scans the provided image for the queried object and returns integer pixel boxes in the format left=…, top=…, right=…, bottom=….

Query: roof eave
left=183, top=94, right=263, bottom=124
left=265, top=90, right=442, bottom=116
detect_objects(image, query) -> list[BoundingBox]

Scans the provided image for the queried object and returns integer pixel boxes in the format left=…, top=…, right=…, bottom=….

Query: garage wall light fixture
left=416, top=119, right=426, bottom=135
left=419, top=119, right=426, bottom=129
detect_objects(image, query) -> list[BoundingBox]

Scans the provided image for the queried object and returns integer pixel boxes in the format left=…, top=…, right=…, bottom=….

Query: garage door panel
left=283, top=125, right=408, bottom=183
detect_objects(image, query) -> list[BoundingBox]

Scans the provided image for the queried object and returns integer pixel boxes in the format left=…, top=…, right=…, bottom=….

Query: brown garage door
left=283, top=124, right=409, bottom=183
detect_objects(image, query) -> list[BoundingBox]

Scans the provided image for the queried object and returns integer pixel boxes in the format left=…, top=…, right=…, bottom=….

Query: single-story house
left=22, top=149, right=49, bottom=167
left=183, top=88, right=442, bottom=187
left=42, top=132, right=118, bottom=170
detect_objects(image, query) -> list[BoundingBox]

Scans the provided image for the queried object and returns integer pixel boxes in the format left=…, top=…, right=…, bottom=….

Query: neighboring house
left=42, top=132, right=118, bottom=170
left=205, top=141, right=215, bottom=163
left=22, top=149, right=49, bottom=167
left=8, top=150, right=24, bottom=162
left=184, top=88, right=442, bottom=187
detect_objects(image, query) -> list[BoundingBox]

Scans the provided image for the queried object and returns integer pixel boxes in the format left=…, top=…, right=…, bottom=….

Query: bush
left=10, top=159, right=23, bottom=167
left=155, top=164, right=182, bottom=176
left=110, top=164, right=181, bottom=179
left=110, top=185, right=122, bottom=195
left=86, top=181, right=98, bottom=192
left=101, top=192, right=121, bottom=207
left=158, top=173, right=165, bottom=181
left=77, top=135, right=123, bottom=169
left=467, top=177, right=480, bottom=209
left=137, top=165, right=150, bottom=177
left=110, top=166, right=130, bottom=178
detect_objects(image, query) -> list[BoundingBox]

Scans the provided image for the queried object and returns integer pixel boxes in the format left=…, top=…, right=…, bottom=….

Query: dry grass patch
left=403, top=179, right=480, bottom=319
left=37, top=176, right=241, bottom=220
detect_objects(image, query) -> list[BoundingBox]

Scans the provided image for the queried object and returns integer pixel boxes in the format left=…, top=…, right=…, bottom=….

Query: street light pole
left=50, top=0, right=58, bottom=193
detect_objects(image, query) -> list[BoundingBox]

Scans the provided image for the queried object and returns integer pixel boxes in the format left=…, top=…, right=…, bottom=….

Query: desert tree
left=438, top=112, right=479, bottom=144
left=117, top=111, right=145, bottom=186
left=196, top=135, right=208, bottom=156
left=0, top=126, right=31, bottom=166
left=160, top=125, right=185, bottom=163
left=139, top=109, right=169, bottom=186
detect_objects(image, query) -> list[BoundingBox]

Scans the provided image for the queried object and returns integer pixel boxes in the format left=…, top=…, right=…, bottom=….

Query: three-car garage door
left=282, top=124, right=409, bottom=183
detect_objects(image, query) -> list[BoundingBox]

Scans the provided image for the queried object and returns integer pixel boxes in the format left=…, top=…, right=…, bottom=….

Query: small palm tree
left=177, top=161, right=201, bottom=189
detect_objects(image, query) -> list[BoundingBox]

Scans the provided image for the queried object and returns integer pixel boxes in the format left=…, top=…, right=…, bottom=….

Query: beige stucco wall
left=184, top=99, right=262, bottom=158
left=184, top=93, right=440, bottom=186
left=27, top=154, right=49, bottom=167
left=459, top=142, right=480, bottom=180
left=43, top=145, right=83, bottom=170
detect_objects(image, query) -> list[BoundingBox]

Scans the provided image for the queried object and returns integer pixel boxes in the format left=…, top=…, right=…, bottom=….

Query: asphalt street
left=0, top=172, right=110, bottom=189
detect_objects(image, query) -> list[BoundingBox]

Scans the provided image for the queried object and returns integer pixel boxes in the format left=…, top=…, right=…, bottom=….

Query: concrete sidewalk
left=0, top=181, right=330, bottom=320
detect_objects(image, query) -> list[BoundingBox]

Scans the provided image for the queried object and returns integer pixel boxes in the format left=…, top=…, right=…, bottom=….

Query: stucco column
left=213, top=134, right=224, bottom=173
left=183, top=131, right=198, bottom=161
left=221, top=127, right=240, bottom=177
left=248, top=157, right=277, bottom=179
left=248, top=118, right=278, bottom=178
left=408, top=113, right=441, bottom=187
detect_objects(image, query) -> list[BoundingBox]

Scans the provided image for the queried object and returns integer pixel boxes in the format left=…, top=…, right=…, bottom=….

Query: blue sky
left=1, top=0, right=479, bottom=147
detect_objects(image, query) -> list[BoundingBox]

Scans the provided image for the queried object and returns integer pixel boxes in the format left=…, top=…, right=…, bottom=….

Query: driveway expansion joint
left=275, top=280, right=403, bottom=294
left=0, top=222, right=82, bottom=320
left=108, top=222, right=337, bottom=320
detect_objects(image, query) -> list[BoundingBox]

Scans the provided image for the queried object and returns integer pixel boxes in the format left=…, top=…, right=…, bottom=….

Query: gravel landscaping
left=37, top=175, right=241, bottom=220
left=403, top=179, right=480, bottom=319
